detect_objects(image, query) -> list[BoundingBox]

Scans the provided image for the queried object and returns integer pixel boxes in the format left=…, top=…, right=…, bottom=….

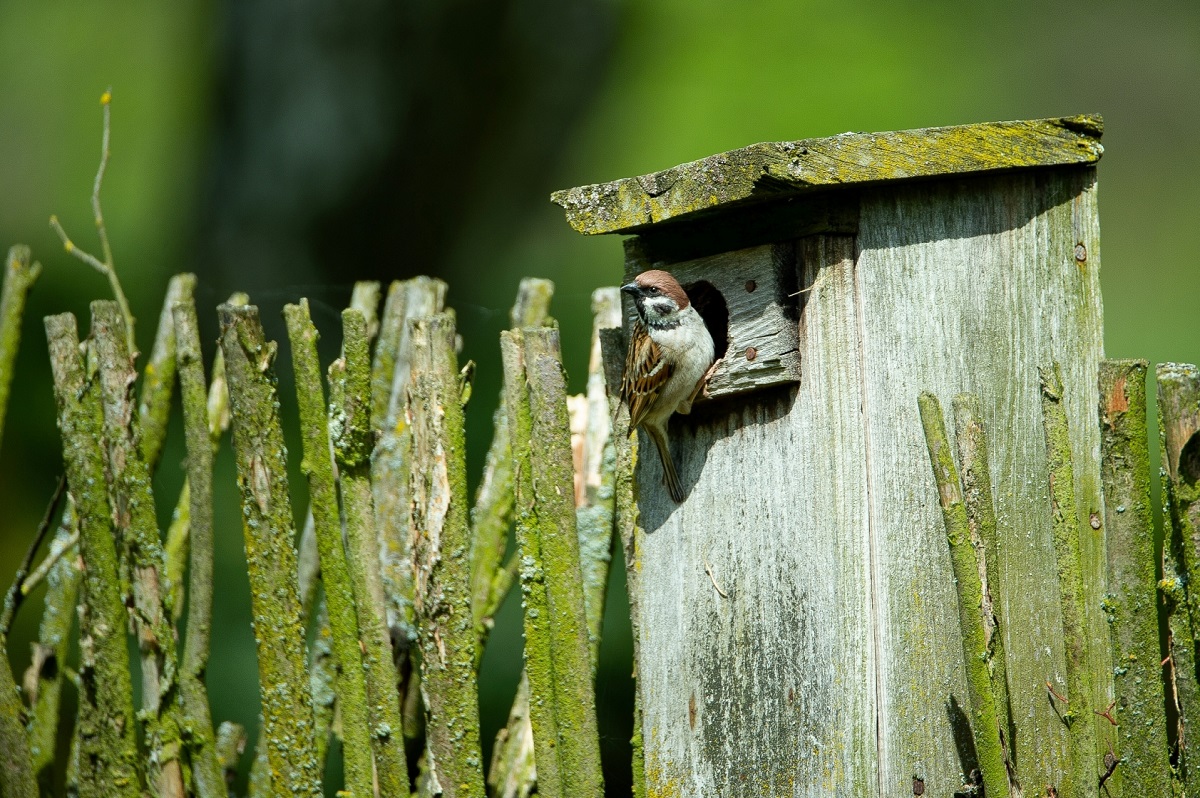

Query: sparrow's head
left=621, top=270, right=689, bottom=327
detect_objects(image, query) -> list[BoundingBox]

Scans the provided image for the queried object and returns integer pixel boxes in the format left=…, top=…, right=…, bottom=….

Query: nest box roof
left=551, top=115, right=1103, bottom=236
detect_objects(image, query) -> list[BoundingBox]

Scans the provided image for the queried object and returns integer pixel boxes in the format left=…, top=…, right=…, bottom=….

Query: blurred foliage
left=0, top=0, right=1197, bottom=794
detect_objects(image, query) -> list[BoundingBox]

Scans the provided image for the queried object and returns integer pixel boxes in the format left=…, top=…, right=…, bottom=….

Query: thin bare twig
left=703, top=556, right=729, bottom=599
left=1046, top=680, right=1068, bottom=705
left=48, top=89, right=135, bottom=354
left=1, top=475, right=67, bottom=636
left=19, top=528, right=79, bottom=595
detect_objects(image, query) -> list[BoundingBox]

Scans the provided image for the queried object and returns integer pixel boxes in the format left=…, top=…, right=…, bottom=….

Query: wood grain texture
left=624, top=240, right=801, bottom=400
left=632, top=235, right=877, bottom=796
left=854, top=169, right=1106, bottom=794
left=626, top=167, right=1106, bottom=796
left=554, top=116, right=1102, bottom=235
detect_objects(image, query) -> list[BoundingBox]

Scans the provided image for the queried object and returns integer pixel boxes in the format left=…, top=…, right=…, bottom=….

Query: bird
left=620, top=269, right=716, bottom=502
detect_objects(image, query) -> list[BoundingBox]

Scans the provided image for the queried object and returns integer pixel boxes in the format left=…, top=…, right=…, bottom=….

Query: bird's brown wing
left=621, top=321, right=674, bottom=429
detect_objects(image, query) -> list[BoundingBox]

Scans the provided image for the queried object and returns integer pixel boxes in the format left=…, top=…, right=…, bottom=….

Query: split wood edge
left=408, top=312, right=486, bottom=798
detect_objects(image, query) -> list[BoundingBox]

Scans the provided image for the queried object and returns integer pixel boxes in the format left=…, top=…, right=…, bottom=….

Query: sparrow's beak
left=620, top=282, right=639, bottom=296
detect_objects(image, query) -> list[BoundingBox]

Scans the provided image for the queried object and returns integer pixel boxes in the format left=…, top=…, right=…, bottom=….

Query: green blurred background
left=1, top=0, right=1197, bottom=794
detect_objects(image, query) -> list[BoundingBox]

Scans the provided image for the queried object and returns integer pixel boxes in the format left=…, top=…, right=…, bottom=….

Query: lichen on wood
left=500, top=330, right=561, bottom=797
left=490, top=293, right=617, bottom=797
left=599, top=324, right=647, bottom=798
left=1158, top=363, right=1200, bottom=630
left=91, top=299, right=184, bottom=798
left=349, top=280, right=382, bottom=341
left=305, top=599, right=335, bottom=769
left=218, top=303, right=321, bottom=798
left=574, top=287, right=620, bottom=656
left=552, top=115, right=1103, bottom=235
left=1039, top=363, right=1099, bottom=798
left=172, top=297, right=225, bottom=798
left=331, top=307, right=412, bottom=796
left=917, top=392, right=1009, bottom=798
left=0, top=624, right=36, bottom=797
left=0, top=244, right=41, bottom=454
left=284, top=299, right=375, bottom=798
left=951, top=393, right=1018, bottom=792
left=1156, top=362, right=1200, bottom=791
left=371, top=281, right=405, bottom=433
left=23, top=503, right=81, bottom=789
left=45, top=311, right=142, bottom=798
left=501, top=327, right=604, bottom=798
left=470, top=278, right=554, bottom=658
left=373, top=277, right=447, bottom=648
left=1097, top=360, right=1172, bottom=796
left=408, top=312, right=485, bottom=798
left=487, top=673, right=537, bottom=798
left=165, top=292, right=237, bottom=621
left=215, top=721, right=247, bottom=785
left=139, top=273, right=196, bottom=473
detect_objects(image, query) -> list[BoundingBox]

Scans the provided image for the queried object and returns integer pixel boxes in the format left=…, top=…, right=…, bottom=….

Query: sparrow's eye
left=645, top=286, right=660, bottom=295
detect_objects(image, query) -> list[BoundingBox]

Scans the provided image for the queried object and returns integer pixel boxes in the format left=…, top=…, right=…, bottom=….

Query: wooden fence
left=2, top=106, right=1200, bottom=798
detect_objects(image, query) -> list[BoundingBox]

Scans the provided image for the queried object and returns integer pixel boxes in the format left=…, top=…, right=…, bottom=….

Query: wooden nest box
left=554, top=116, right=1111, bottom=796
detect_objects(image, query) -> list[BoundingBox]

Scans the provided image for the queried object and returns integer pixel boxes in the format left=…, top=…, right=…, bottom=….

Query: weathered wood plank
left=632, top=235, right=878, bottom=796
left=854, top=168, right=1107, bottom=793
left=553, top=116, right=1102, bottom=235
left=624, top=240, right=801, bottom=400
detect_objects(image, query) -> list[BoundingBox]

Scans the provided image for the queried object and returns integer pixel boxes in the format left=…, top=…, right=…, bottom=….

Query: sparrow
left=620, top=269, right=716, bottom=502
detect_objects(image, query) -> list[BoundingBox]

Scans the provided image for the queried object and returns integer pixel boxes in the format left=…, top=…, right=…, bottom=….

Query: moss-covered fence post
left=1040, top=364, right=1100, bottom=798
left=1095, top=360, right=1172, bottom=794
left=500, top=326, right=604, bottom=798
left=218, top=303, right=322, bottom=798
left=0, top=244, right=40, bottom=453
left=918, top=393, right=1009, bottom=798
left=1158, top=362, right=1200, bottom=795
left=332, top=307, right=412, bottom=796
left=172, top=297, right=226, bottom=798
left=45, top=312, right=142, bottom=798
left=91, top=299, right=185, bottom=798
left=284, top=299, right=376, bottom=798
left=408, top=312, right=485, bottom=798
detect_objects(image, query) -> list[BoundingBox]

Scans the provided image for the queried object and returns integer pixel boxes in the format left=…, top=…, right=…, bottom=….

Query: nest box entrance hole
left=683, top=280, right=729, bottom=362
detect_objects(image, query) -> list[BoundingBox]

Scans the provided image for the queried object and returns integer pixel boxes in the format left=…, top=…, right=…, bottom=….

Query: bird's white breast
left=645, top=306, right=714, bottom=422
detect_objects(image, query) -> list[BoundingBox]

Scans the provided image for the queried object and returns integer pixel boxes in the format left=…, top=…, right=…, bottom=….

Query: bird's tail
left=646, top=425, right=684, bottom=502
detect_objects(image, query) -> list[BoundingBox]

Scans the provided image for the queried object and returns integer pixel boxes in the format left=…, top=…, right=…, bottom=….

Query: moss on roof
left=552, top=115, right=1102, bottom=235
